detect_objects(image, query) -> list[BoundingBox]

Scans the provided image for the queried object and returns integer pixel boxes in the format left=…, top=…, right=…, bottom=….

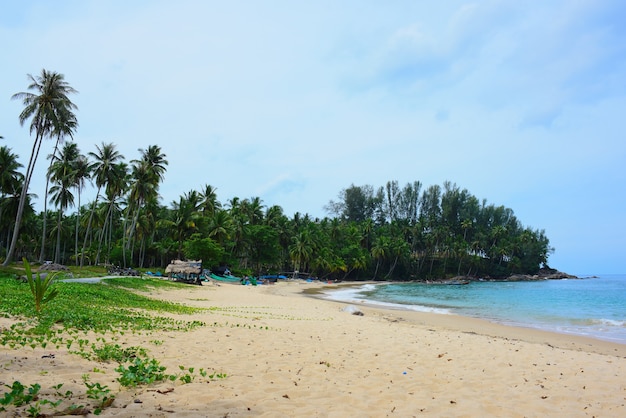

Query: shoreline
left=305, top=281, right=626, bottom=357
left=2, top=279, right=625, bottom=416
left=310, top=280, right=626, bottom=352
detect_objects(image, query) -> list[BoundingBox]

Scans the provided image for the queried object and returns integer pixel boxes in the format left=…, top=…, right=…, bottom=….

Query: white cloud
left=1, top=0, right=625, bottom=272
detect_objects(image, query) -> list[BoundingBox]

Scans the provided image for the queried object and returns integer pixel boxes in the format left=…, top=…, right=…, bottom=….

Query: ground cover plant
left=0, top=274, right=203, bottom=333
left=0, top=272, right=220, bottom=416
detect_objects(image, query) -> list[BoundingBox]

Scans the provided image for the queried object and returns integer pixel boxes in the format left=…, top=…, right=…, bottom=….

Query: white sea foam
left=322, top=284, right=451, bottom=315
left=590, top=318, right=626, bottom=327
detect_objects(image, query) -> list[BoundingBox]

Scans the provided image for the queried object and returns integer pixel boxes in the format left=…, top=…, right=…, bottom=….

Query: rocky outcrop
left=503, top=267, right=578, bottom=281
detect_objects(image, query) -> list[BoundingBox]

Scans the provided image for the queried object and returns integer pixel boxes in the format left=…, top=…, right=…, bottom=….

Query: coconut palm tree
left=5, top=70, right=77, bottom=265
left=0, top=146, right=24, bottom=250
left=207, top=209, right=233, bottom=246
left=48, top=144, right=78, bottom=264
left=72, top=152, right=91, bottom=264
left=96, top=162, right=128, bottom=265
left=163, top=190, right=201, bottom=259
left=200, top=184, right=220, bottom=218
left=0, top=146, right=23, bottom=218
left=289, top=229, right=314, bottom=275
left=126, top=146, right=167, bottom=254
left=39, top=107, right=78, bottom=263
left=125, top=160, right=156, bottom=260
left=81, top=142, right=122, bottom=266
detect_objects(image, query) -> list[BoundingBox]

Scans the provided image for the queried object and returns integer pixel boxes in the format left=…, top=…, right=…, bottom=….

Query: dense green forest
left=0, top=70, right=552, bottom=280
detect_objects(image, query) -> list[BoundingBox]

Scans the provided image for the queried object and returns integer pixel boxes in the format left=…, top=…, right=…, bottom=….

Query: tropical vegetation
left=1, top=70, right=553, bottom=280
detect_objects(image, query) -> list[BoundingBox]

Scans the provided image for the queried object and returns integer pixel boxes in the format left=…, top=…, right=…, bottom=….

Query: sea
left=324, top=274, right=626, bottom=344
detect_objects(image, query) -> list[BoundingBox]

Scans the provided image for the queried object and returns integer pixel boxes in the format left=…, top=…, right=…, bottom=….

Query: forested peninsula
left=1, top=70, right=557, bottom=281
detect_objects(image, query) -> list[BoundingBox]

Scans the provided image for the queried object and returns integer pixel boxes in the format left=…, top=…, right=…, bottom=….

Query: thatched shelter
left=164, top=260, right=202, bottom=282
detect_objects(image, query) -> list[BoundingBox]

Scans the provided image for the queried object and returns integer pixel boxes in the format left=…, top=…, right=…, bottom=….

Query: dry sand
left=1, top=280, right=625, bottom=417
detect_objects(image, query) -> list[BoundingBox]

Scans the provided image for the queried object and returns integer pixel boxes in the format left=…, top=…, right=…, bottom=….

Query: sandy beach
left=1, top=280, right=625, bottom=417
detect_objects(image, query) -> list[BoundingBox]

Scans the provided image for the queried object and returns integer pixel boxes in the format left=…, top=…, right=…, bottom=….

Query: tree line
left=0, top=69, right=553, bottom=280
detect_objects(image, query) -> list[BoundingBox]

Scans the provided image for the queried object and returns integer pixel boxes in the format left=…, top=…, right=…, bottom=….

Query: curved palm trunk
left=74, top=186, right=82, bottom=266
left=39, top=175, right=51, bottom=263
left=96, top=200, right=115, bottom=265
left=4, top=132, right=44, bottom=266
left=39, top=136, right=63, bottom=263
left=80, top=187, right=101, bottom=267
left=55, top=209, right=62, bottom=264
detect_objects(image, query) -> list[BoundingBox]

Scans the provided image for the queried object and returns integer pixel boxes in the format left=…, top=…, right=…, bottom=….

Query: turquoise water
left=325, top=275, right=626, bottom=344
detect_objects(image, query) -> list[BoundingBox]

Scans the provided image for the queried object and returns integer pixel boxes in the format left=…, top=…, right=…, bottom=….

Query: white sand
left=1, top=280, right=625, bottom=417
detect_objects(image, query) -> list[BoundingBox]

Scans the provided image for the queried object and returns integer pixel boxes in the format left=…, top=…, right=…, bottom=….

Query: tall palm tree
left=370, top=235, right=389, bottom=280
left=81, top=142, right=122, bottom=266
left=5, top=69, right=77, bottom=265
left=96, top=162, right=128, bottom=265
left=0, top=146, right=23, bottom=219
left=72, top=152, right=91, bottom=264
left=48, top=143, right=78, bottom=263
left=207, top=209, right=233, bottom=246
left=289, top=229, right=314, bottom=275
left=0, top=146, right=24, bottom=250
left=164, top=191, right=201, bottom=259
left=200, top=184, right=220, bottom=218
left=126, top=146, right=167, bottom=254
left=242, top=197, right=264, bottom=225
left=125, top=160, right=155, bottom=259
left=39, top=106, right=78, bottom=262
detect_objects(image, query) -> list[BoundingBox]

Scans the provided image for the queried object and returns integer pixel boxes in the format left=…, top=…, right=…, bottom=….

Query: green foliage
left=66, top=264, right=108, bottom=278
left=83, top=375, right=114, bottom=415
left=108, top=245, right=131, bottom=266
left=103, top=276, right=187, bottom=290
left=23, top=258, right=59, bottom=314
left=0, top=277, right=204, bottom=336
left=183, top=234, right=225, bottom=265
left=91, top=343, right=147, bottom=363
left=115, top=357, right=170, bottom=387
left=0, top=381, right=41, bottom=409
left=0, top=273, right=223, bottom=416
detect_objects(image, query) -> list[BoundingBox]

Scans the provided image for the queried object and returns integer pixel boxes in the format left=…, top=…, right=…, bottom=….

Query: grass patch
left=0, top=273, right=221, bottom=417
left=0, top=275, right=204, bottom=335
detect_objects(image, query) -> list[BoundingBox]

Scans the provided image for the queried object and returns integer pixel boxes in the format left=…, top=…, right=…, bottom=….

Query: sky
left=1, top=0, right=625, bottom=275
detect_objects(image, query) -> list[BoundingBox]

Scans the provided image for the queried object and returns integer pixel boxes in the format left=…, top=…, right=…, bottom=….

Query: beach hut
left=164, top=259, right=203, bottom=284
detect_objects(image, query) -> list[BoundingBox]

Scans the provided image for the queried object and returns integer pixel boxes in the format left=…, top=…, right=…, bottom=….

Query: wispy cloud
left=1, top=0, right=625, bottom=272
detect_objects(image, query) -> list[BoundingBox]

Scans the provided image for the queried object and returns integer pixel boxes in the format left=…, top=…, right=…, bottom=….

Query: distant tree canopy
left=0, top=144, right=553, bottom=279
left=325, top=180, right=552, bottom=279
left=2, top=70, right=553, bottom=280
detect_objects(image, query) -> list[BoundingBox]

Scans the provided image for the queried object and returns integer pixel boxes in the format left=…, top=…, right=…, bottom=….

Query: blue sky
left=1, top=0, right=625, bottom=274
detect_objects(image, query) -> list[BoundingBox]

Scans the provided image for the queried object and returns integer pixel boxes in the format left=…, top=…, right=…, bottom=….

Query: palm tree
left=5, top=70, right=77, bottom=265
left=72, top=152, right=91, bottom=264
left=289, top=229, right=314, bottom=275
left=81, top=142, right=122, bottom=266
left=370, top=235, right=389, bottom=280
left=164, top=191, right=201, bottom=259
left=0, top=146, right=23, bottom=194
left=243, top=197, right=264, bottom=225
left=39, top=106, right=78, bottom=263
left=0, top=146, right=24, bottom=251
left=126, top=146, right=167, bottom=255
left=96, top=162, right=128, bottom=264
left=207, top=210, right=233, bottom=246
left=48, top=143, right=78, bottom=263
left=200, top=184, right=220, bottom=218
left=125, top=160, right=155, bottom=261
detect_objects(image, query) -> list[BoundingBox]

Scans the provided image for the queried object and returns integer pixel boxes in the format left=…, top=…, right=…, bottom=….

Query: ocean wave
left=322, top=285, right=451, bottom=315
left=589, top=318, right=626, bottom=327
